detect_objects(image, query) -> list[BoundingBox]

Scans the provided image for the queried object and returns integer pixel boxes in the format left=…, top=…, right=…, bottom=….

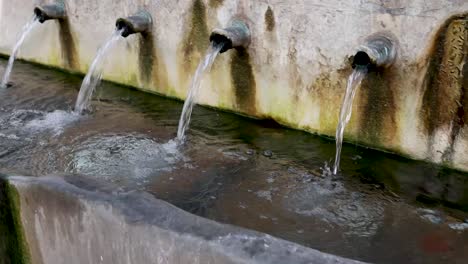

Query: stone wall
left=0, top=0, right=467, bottom=170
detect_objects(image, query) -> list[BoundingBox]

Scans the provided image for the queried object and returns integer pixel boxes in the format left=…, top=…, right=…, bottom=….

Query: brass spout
left=34, top=1, right=66, bottom=23
left=352, top=33, right=398, bottom=69
left=116, top=11, right=152, bottom=38
left=210, top=20, right=251, bottom=53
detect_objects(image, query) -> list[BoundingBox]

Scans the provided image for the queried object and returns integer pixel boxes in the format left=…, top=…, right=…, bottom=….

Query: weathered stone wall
left=0, top=0, right=467, bottom=170
left=6, top=176, right=361, bottom=264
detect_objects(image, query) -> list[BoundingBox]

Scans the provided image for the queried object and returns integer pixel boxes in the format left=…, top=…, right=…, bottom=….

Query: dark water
left=1, top=59, right=468, bottom=263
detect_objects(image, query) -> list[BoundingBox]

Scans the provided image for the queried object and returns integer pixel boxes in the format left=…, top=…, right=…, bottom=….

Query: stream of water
left=176, top=42, right=224, bottom=142
left=1, top=16, right=40, bottom=88
left=74, top=29, right=123, bottom=114
left=333, top=67, right=368, bottom=175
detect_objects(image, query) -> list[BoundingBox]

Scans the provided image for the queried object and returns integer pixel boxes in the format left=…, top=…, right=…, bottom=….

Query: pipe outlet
left=210, top=20, right=251, bottom=53
left=116, top=11, right=152, bottom=38
left=352, top=33, right=397, bottom=69
left=34, top=1, right=66, bottom=23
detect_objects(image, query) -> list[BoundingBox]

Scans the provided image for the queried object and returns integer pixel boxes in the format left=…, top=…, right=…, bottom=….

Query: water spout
left=352, top=33, right=397, bottom=69
left=209, top=20, right=251, bottom=53
left=116, top=11, right=152, bottom=38
left=34, top=1, right=66, bottom=23
left=333, top=33, right=397, bottom=175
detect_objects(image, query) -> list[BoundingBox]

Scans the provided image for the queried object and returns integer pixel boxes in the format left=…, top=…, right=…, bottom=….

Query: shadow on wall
left=421, top=14, right=468, bottom=163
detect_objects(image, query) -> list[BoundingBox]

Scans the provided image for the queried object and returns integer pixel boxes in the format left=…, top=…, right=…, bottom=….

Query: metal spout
left=116, top=11, right=152, bottom=38
left=209, top=20, right=251, bottom=53
left=34, top=1, right=66, bottom=23
left=352, top=33, right=397, bottom=69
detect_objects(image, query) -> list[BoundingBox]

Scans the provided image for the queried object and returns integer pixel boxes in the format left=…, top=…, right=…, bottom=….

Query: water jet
left=0, top=19, right=40, bottom=88
left=209, top=20, right=251, bottom=53
left=75, top=11, right=153, bottom=114
left=34, top=1, right=67, bottom=24
left=116, top=11, right=153, bottom=38
left=1, top=1, right=69, bottom=88
left=74, top=29, right=123, bottom=114
left=333, top=32, right=398, bottom=175
left=176, top=19, right=251, bottom=142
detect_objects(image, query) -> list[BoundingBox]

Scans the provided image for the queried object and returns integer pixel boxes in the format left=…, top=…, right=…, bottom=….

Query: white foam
left=69, top=135, right=184, bottom=186
left=25, top=110, right=80, bottom=135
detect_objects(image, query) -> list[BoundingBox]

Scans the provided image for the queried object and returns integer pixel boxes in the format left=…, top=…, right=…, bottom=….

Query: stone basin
left=0, top=59, right=467, bottom=263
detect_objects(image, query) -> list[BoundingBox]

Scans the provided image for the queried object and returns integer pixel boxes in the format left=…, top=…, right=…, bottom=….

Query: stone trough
left=0, top=175, right=362, bottom=264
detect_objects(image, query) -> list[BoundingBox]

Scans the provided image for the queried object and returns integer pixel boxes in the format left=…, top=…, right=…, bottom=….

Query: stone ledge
left=2, top=175, right=364, bottom=264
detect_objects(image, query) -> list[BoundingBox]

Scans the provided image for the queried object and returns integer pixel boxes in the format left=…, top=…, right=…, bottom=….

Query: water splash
left=1, top=16, right=40, bottom=88
left=74, top=29, right=123, bottom=114
left=333, top=67, right=368, bottom=175
left=24, top=110, right=80, bottom=136
left=177, top=42, right=224, bottom=142
left=67, top=135, right=183, bottom=187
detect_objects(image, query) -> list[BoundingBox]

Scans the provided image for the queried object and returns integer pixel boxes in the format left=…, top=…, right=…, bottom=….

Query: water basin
left=0, top=59, right=467, bottom=264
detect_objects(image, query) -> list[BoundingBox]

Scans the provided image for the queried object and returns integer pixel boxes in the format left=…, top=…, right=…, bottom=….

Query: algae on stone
left=0, top=177, right=30, bottom=264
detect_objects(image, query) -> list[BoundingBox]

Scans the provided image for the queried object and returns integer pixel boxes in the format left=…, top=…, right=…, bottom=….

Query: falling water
left=74, top=29, right=123, bottom=114
left=1, top=16, right=40, bottom=88
left=333, top=67, right=368, bottom=175
left=176, top=42, right=224, bottom=142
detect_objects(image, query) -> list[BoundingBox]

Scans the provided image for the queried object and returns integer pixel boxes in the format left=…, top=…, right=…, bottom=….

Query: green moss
left=0, top=52, right=84, bottom=77
left=47, top=48, right=62, bottom=67
left=0, top=178, right=31, bottom=264
left=127, top=73, right=139, bottom=87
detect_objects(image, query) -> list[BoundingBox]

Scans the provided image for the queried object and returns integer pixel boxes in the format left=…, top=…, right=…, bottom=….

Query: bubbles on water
left=449, top=223, right=468, bottom=231
left=285, top=178, right=384, bottom=237
left=222, top=150, right=249, bottom=161
left=68, top=134, right=184, bottom=187
left=24, top=110, right=80, bottom=135
left=417, top=209, right=444, bottom=225
left=0, top=109, right=79, bottom=136
left=0, top=133, right=20, bottom=140
left=0, top=109, right=43, bottom=129
left=321, top=162, right=334, bottom=177
left=256, top=190, right=274, bottom=202
left=416, top=208, right=468, bottom=230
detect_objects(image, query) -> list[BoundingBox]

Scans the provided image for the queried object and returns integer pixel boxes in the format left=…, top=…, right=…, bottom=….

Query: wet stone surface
left=0, top=59, right=468, bottom=263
